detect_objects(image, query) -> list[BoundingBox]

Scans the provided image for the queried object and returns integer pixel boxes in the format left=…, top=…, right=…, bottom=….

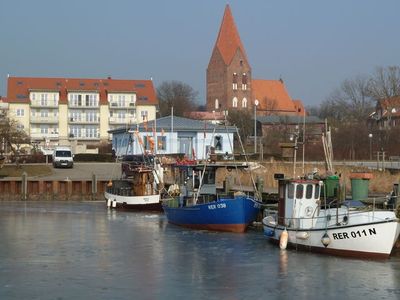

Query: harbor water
left=0, top=201, right=399, bottom=300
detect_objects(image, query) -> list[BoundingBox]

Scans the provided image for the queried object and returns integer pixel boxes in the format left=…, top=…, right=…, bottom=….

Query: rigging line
left=222, top=112, right=243, bottom=191
left=235, top=126, right=258, bottom=199
left=194, top=115, right=218, bottom=204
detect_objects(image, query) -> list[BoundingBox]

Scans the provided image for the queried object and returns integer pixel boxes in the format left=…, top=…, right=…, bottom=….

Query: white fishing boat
left=263, top=174, right=400, bottom=259
left=105, top=154, right=164, bottom=210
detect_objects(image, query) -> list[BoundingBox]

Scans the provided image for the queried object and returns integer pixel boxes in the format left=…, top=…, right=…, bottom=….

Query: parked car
left=52, top=147, right=74, bottom=168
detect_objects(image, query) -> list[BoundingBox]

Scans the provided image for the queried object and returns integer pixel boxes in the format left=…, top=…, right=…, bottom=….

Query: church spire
left=213, top=4, right=249, bottom=65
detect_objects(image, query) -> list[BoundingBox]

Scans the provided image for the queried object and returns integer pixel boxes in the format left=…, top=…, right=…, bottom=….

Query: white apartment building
left=6, top=77, right=158, bottom=148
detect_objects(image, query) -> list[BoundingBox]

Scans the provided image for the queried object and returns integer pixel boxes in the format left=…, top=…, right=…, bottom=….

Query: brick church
left=206, top=5, right=304, bottom=116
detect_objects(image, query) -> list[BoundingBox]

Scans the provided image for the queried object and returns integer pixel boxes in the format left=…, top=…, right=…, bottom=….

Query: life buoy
left=305, top=206, right=313, bottom=217
left=280, top=228, right=288, bottom=250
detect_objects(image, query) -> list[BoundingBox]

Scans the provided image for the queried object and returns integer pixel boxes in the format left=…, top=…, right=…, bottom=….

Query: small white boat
left=105, top=155, right=163, bottom=210
left=263, top=175, right=400, bottom=259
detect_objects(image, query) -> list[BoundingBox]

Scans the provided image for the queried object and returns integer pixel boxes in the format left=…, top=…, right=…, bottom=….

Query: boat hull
left=104, top=191, right=161, bottom=211
left=163, top=196, right=261, bottom=233
left=263, top=219, right=400, bottom=259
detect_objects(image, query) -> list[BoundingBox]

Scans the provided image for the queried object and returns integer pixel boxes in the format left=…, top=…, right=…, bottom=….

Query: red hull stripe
left=168, top=222, right=248, bottom=233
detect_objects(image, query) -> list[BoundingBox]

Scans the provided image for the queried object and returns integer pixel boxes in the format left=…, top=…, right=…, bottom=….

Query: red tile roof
left=252, top=79, right=303, bottom=114
left=185, top=111, right=225, bottom=121
left=378, top=96, right=400, bottom=109
left=213, top=4, right=248, bottom=65
left=6, top=76, right=158, bottom=105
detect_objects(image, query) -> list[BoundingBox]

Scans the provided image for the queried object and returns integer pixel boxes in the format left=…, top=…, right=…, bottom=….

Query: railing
left=30, top=116, right=59, bottom=123
left=30, top=100, right=58, bottom=108
left=30, top=132, right=59, bottom=139
left=68, top=117, right=100, bottom=124
left=109, top=117, right=135, bottom=124
left=109, top=102, right=136, bottom=109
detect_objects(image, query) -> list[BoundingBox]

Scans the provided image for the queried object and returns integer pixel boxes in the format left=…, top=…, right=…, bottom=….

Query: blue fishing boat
left=162, top=162, right=262, bottom=233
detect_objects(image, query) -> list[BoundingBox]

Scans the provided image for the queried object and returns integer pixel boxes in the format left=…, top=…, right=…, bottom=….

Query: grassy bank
left=0, top=165, right=52, bottom=178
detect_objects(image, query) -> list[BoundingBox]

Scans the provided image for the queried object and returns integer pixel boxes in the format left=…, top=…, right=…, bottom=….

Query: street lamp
left=290, top=126, right=299, bottom=178
left=368, top=133, right=373, bottom=160
left=254, top=99, right=259, bottom=154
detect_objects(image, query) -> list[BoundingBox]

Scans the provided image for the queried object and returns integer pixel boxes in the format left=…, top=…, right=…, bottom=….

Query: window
left=214, top=135, right=223, bottom=151
left=242, top=98, right=247, bottom=108
left=314, top=184, right=320, bottom=199
left=141, top=110, right=148, bottom=120
left=306, top=184, right=313, bottom=199
left=41, top=110, right=48, bottom=118
left=215, top=99, right=219, bottom=110
left=86, top=95, right=90, bottom=106
left=232, top=73, right=238, bottom=90
left=157, top=136, right=167, bottom=150
left=296, top=184, right=304, bottom=199
left=288, top=184, right=294, bottom=198
left=40, top=126, right=48, bottom=134
left=232, top=97, right=238, bottom=108
left=32, top=93, right=36, bottom=101
left=16, top=109, right=24, bottom=117
left=242, top=73, right=248, bottom=90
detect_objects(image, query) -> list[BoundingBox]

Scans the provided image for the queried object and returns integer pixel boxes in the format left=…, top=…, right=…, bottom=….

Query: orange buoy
left=280, top=228, right=288, bottom=250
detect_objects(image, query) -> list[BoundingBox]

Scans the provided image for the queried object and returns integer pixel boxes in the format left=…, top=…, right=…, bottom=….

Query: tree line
left=308, top=65, right=400, bottom=160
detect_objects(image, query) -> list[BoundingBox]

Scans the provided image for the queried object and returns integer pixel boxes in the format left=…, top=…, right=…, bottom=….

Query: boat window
left=314, top=184, right=320, bottom=199
left=203, top=170, right=215, bottom=184
left=305, top=184, right=313, bottom=199
left=287, top=183, right=294, bottom=198
left=296, top=184, right=304, bottom=199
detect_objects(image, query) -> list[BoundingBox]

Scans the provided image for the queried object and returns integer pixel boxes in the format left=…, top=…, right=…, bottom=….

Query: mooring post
left=21, top=172, right=27, bottom=201
left=256, top=176, right=264, bottom=201
left=91, top=173, right=97, bottom=200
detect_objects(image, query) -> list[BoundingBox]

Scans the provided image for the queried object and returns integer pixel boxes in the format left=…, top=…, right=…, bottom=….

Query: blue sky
left=0, top=0, right=399, bottom=107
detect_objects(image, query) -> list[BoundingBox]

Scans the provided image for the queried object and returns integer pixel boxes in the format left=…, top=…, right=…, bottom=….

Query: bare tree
left=368, top=66, right=400, bottom=100
left=0, top=118, right=30, bottom=164
left=320, top=76, right=374, bottom=123
left=157, top=81, right=198, bottom=117
left=226, top=109, right=254, bottom=144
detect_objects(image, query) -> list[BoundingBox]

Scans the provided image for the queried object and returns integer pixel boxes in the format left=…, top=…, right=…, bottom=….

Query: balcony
left=68, top=103, right=99, bottom=109
left=68, top=134, right=100, bottom=140
left=30, top=100, right=58, bottom=108
left=109, top=117, right=137, bottom=125
left=109, top=102, right=136, bottom=109
left=30, top=116, right=59, bottom=124
left=68, top=117, right=100, bottom=124
left=30, top=132, right=59, bottom=140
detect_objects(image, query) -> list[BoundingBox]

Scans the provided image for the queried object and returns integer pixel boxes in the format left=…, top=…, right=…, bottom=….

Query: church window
left=232, top=73, right=238, bottom=90
left=232, top=97, right=238, bottom=108
left=242, top=73, right=248, bottom=90
left=242, top=98, right=247, bottom=108
left=215, top=99, right=219, bottom=110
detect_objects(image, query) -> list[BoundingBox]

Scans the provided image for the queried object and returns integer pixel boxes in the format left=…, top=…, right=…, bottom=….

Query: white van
left=52, top=147, right=74, bottom=168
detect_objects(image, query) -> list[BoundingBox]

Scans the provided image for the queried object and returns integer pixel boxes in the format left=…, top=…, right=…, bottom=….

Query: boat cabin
left=173, top=164, right=217, bottom=199
left=276, top=175, right=322, bottom=229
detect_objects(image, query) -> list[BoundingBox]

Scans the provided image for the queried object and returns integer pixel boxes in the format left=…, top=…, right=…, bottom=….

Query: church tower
left=206, top=5, right=253, bottom=112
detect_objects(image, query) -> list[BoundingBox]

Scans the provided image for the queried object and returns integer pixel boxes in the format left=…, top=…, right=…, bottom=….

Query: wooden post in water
left=21, top=172, right=27, bottom=201
left=91, top=173, right=97, bottom=200
left=256, top=176, right=264, bottom=201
